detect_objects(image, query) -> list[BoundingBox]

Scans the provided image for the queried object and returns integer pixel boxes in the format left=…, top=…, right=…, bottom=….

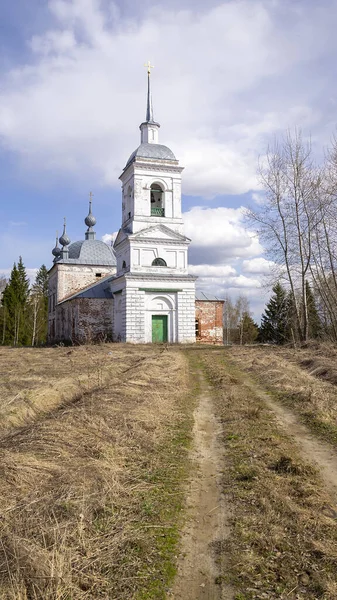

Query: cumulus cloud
left=0, top=0, right=334, bottom=196
left=188, top=264, right=236, bottom=277
left=183, top=206, right=265, bottom=310
left=242, top=257, right=275, bottom=274
left=102, top=232, right=117, bottom=245
left=184, top=206, right=263, bottom=265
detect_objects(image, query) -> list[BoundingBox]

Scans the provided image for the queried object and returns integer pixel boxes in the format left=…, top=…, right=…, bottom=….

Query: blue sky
left=1, top=0, right=337, bottom=318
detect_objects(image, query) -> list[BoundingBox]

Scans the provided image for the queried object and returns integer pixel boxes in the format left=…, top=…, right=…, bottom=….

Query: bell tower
left=111, top=63, right=196, bottom=344
left=119, top=61, right=184, bottom=239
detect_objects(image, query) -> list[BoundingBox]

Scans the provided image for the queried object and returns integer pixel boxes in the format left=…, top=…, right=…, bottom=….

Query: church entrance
left=152, top=315, right=168, bottom=343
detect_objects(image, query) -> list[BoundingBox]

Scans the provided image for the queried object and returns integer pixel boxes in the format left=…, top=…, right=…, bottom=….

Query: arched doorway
left=146, top=295, right=175, bottom=343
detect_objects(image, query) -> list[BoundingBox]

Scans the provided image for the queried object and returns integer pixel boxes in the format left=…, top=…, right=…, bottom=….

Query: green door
left=152, top=315, right=168, bottom=343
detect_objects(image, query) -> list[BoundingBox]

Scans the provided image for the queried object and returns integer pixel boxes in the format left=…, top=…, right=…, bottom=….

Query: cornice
left=130, top=238, right=190, bottom=246
left=125, top=273, right=197, bottom=282
left=134, top=164, right=184, bottom=174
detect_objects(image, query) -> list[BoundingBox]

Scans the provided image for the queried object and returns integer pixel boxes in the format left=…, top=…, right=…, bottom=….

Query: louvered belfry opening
left=150, top=183, right=165, bottom=216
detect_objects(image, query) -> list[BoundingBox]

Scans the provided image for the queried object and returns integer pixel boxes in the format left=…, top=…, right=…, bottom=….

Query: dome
left=52, top=244, right=61, bottom=258
left=85, top=213, right=96, bottom=228
left=126, top=143, right=176, bottom=168
left=66, top=239, right=116, bottom=266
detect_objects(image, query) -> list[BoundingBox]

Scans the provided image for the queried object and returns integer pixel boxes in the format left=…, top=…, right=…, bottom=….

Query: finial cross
left=144, top=60, right=154, bottom=75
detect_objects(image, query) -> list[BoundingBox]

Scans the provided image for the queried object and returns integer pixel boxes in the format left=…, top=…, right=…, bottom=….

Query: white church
left=48, top=65, right=205, bottom=344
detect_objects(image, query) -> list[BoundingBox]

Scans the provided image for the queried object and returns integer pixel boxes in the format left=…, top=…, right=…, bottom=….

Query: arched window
left=126, top=186, right=132, bottom=220
left=152, top=257, right=167, bottom=267
left=150, top=183, right=165, bottom=216
left=122, top=260, right=126, bottom=269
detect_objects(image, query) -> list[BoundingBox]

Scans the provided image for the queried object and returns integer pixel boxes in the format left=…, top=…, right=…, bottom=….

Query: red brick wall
left=195, top=301, right=224, bottom=344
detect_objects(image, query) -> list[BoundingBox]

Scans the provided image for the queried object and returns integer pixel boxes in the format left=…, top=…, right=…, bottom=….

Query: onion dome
left=52, top=232, right=61, bottom=258
left=85, top=194, right=96, bottom=228
left=59, top=217, right=71, bottom=247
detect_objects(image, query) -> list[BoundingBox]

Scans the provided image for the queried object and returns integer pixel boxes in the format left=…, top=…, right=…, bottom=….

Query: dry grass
left=227, top=344, right=337, bottom=446
left=0, top=346, right=121, bottom=435
left=0, top=344, right=194, bottom=599
left=191, top=347, right=337, bottom=600
left=0, top=345, right=140, bottom=433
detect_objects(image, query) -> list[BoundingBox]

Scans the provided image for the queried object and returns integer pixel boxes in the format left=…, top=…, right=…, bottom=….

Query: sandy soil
left=171, top=374, right=234, bottom=600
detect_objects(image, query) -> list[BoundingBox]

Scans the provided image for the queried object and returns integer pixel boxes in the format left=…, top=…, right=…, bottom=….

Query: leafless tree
left=247, top=130, right=319, bottom=342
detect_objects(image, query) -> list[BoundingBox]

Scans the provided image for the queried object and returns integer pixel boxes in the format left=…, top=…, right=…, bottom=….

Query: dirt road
left=171, top=372, right=234, bottom=600
left=172, top=348, right=337, bottom=599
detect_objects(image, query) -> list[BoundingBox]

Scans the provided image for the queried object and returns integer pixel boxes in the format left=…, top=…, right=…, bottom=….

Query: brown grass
left=227, top=344, right=337, bottom=446
left=0, top=345, right=150, bottom=433
left=191, top=347, right=337, bottom=600
left=0, top=344, right=194, bottom=599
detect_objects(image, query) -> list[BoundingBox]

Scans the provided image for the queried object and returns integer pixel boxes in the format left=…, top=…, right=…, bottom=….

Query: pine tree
left=259, top=283, right=288, bottom=344
left=241, top=312, right=259, bottom=344
left=306, top=281, right=322, bottom=339
left=29, top=265, right=49, bottom=345
left=2, top=257, right=30, bottom=345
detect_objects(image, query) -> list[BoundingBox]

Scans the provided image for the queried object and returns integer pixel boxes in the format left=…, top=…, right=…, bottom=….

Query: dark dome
left=67, top=240, right=116, bottom=266
left=126, top=143, right=176, bottom=167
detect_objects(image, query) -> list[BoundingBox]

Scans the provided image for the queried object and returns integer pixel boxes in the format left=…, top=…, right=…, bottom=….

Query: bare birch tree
left=247, top=130, right=318, bottom=342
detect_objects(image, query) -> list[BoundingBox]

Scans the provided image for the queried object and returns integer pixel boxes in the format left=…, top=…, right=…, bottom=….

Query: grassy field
left=0, top=345, right=196, bottom=599
left=1, top=343, right=337, bottom=600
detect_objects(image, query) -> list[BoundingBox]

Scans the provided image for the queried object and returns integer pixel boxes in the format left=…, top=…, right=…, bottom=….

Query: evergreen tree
left=2, top=257, right=30, bottom=345
left=241, top=312, right=259, bottom=344
left=306, top=281, right=322, bottom=339
left=29, top=265, right=49, bottom=345
left=259, top=283, right=288, bottom=344
left=0, top=276, right=8, bottom=344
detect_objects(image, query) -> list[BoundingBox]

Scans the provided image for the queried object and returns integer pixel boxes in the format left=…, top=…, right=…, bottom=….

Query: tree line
left=248, top=129, right=337, bottom=344
left=0, top=258, right=48, bottom=346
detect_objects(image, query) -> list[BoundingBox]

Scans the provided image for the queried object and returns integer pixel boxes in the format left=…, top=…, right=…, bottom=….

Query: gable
left=114, top=228, right=128, bottom=247
left=130, top=224, right=190, bottom=243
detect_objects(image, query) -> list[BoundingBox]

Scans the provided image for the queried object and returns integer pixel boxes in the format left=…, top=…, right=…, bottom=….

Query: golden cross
left=144, top=60, right=154, bottom=75
left=89, top=191, right=94, bottom=201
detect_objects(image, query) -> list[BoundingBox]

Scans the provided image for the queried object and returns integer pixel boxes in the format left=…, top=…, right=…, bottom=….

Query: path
left=263, top=392, right=337, bottom=498
left=170, top=374, right=233, bottom=600
left=171, top=356, right=337, bottom=599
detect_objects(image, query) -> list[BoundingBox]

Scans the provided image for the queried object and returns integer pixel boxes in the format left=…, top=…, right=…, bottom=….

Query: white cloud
left=184, top=206, right=263, bottom=262
left=0, top=0, right=332, bottom=196
left=242, top=257, right=275, bottom=274
left=188, top=264, right=236, bottom=277
left=102, top=232, right=117, bottom=245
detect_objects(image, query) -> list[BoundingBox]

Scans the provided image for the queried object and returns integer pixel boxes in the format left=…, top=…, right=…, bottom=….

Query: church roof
left=195, top=291, right=224, bottom=302
left=125, top=143, right=176, bottom=168
left=59, top=276, right=114, bottom=303
left=56, top=239, right=116, bottom=266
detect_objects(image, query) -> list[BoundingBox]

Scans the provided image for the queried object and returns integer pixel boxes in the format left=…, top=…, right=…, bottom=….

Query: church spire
left=140, top=61, right=160, bottom=144
left=145, top=60, right=155, bottom=123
